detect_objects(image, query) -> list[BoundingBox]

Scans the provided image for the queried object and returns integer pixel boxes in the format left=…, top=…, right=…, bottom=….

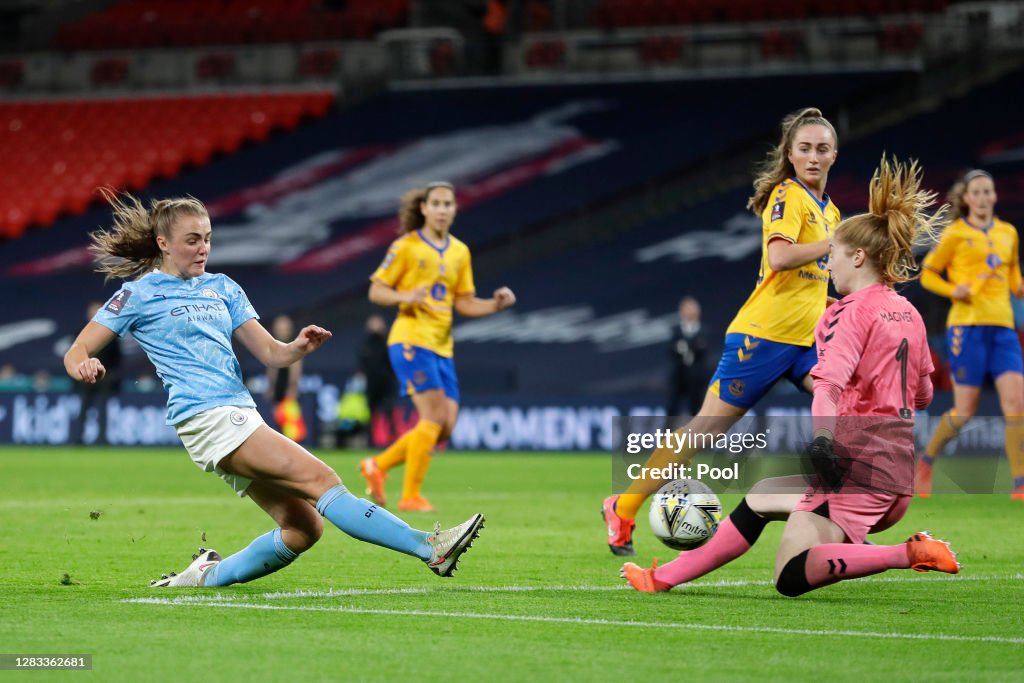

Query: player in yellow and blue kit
left=603, top=107, right=841, bottom=555
left=361, top=182, right=516, bottom=512
left=917, top=170, right=1024, bottom=499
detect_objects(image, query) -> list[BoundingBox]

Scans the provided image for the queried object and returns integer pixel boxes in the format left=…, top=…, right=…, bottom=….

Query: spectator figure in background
left=666, top=296, right=710, bottom=417
left=336, top=372, right=371, bottom=447
left=0, top=364, right=32, bottom=391
left=72, top=300, right=122, bottom=445
left=361, top=181, right=516, bottom=512
left=267, top=314, right=307, bottom=442
left=481, top=0, right=507, bottom=75
left=917, top=170, right=1024, bottom=500
left=360, top=314, right=398, bottom=443
left=65, top=190, right=484, bottom=588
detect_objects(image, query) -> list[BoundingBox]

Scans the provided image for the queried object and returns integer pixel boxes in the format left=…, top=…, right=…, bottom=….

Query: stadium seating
left=0, top=91, right=334, bottom=238
left=53, top=0, right=409, bottom=50
left=593, top=0, right=949, bottom=28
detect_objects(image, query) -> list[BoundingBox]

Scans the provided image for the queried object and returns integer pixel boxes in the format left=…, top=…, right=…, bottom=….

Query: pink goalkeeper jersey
left=812, top=283, right=933, bottom=417
left=811, top=283, right=933, bottom=495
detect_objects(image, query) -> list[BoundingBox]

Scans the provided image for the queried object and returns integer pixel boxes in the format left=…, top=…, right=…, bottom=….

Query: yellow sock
left=925, top=409, right=964, bottom=463
left=616, top=440, right=701, bottom=520
left=1004, top=415, right=1024, bottom=487
left=402, top=420, right=442, bottom=500
left=375, top=429, right=416, bottom=472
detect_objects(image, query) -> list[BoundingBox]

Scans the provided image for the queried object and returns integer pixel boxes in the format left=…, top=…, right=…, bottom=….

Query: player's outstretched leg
left=316, top=483, right=484, bottom=576
left=775, top=531, right=959, bottom=597
left=621, top=498, right=769, bottom=592
left=317, top=483, right=433, bottom=557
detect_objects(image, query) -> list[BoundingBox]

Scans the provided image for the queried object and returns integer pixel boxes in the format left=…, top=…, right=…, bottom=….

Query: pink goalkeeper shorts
left=794, top=488, right=911, bottom=544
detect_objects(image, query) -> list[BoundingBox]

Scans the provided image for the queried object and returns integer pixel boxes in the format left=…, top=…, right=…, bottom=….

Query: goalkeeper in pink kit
left=623, top=157, right=961, bottom=595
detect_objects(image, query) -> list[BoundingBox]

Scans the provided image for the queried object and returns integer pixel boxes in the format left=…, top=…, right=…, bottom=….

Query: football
left=648, top=479, right=723, bottom=550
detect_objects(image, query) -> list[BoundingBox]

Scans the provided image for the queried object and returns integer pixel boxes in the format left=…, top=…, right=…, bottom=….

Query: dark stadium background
left=1, top=0, right=1021, bottom=449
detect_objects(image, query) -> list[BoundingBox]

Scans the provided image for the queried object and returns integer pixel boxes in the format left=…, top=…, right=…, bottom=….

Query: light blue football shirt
left=93, top=270, right=258, bottom=425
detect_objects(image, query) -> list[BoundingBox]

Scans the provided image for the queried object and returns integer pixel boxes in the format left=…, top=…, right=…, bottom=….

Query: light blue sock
left=316, top=484, right=432, bottom=560
left=202, top=528, right=298, bottom=587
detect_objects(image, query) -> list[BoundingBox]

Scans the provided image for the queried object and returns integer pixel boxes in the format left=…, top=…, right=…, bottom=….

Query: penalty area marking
left=122, top=596, right=1024, bottom=645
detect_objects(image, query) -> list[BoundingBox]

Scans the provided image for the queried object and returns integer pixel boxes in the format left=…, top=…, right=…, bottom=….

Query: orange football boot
left=359, top=457, right=387, bottom=507
left=620, top=559, right=671, bottom=592
left=906, top=531, right=960, bottom=573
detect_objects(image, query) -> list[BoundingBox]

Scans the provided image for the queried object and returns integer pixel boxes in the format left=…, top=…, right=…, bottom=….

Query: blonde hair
left=748, top=107, right=838, bottom=215
left=398, top=181, right=455, bottom=234
left=947, top=169, right=993, bottom=219
left=833, top=156, right=945, bottom=285
left=90, top=188, right=208, bottom=281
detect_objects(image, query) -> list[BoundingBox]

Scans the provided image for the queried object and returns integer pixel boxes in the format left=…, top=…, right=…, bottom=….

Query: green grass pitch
left=2, top=447, right=1022, bottom=682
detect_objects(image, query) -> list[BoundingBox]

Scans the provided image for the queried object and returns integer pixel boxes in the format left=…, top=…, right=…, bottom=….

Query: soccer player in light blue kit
left=63, top=191, right=484, bottom=587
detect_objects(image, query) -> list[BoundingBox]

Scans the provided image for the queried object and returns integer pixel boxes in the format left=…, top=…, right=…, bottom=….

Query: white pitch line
left=249, top=572, right=1023, bottom=600
left=259, top=585, right=631, bottom=599
left=121, top=598, right=1024, bottom=645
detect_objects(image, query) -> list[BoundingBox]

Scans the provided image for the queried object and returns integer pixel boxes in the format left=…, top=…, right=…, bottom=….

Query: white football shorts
left=176, top=406, right=264, bottom=496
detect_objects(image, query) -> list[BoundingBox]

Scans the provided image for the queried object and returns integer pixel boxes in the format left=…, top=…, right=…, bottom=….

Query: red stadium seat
left=51, top=0, right=406, bottom=49
left=0, top=91, right=336, bottom=239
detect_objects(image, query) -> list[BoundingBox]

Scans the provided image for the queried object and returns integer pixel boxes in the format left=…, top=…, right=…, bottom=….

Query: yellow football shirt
left=727, top=179, right=840, bottom=346
left=371, top=230, right=476, bottom=357
left=922, top=217, right=1022, bottom=328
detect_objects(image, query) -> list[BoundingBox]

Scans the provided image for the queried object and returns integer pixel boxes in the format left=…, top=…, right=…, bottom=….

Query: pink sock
left=804, top=543, right=910, bottom=589
left=653, top=517, right=753, bottom=587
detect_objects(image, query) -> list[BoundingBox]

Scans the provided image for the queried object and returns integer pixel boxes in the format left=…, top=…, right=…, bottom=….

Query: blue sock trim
left=921, top=454, right=934, bottom=467
left=1013, top=475, right=1024, bottom=489
left=316, top=484, right=347, bottom=515
left=272, top=528, right=299, bottom=563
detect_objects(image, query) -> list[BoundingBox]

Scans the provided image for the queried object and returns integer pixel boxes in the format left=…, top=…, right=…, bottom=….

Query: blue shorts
left=708, top=333, right=817, bottom=409
left=947, top=325, right=1023, bottom=387
left=388, top=344, right=460, bottom=402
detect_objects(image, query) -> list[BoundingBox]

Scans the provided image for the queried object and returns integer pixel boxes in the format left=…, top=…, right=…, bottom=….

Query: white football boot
left=149, top=548, right=221, bottom=587
left=425, top=514, right=485, bottom=577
